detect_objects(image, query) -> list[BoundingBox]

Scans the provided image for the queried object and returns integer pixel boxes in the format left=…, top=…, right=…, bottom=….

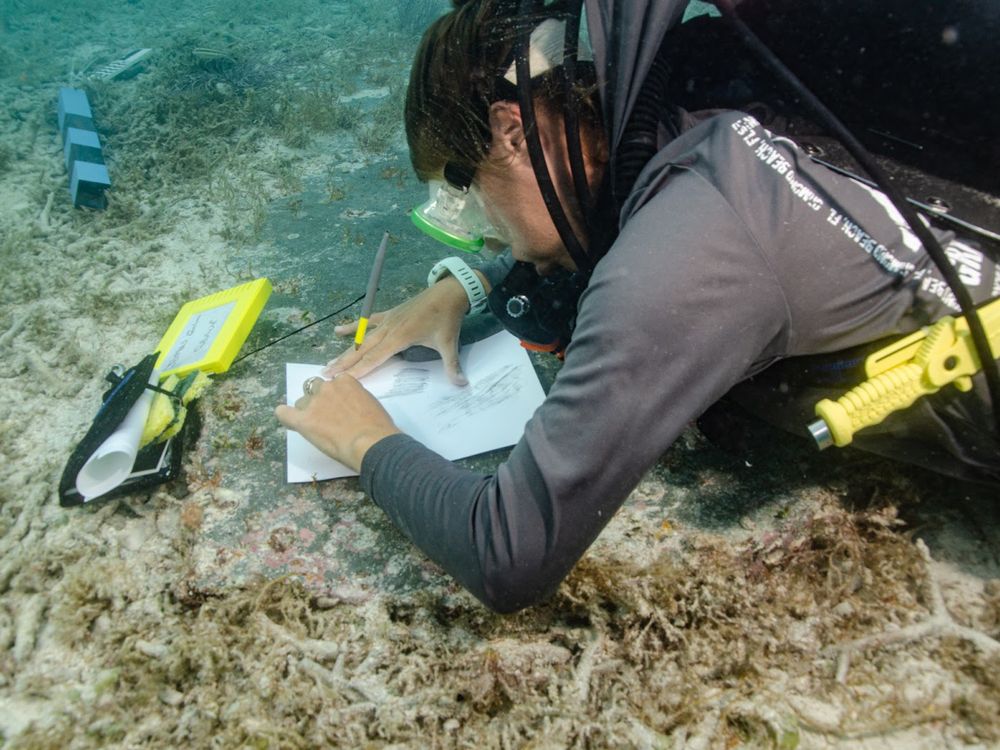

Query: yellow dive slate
left=155, top=278, right=272, bottom=378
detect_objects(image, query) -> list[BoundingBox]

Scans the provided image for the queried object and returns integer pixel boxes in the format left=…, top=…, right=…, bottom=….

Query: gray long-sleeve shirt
left=360, top=4, right=999, bottom=612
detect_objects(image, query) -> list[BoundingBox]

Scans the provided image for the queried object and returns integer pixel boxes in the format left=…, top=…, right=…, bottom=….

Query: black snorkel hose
left=711, top=0, right=1000, bottom=437
left=613, top=39, right=677, bottom=210
left=560, top=0, right=596, bottom=223
left=561, top=0, right=619, bottom=260
left=516, top=0, right=593, bottom=275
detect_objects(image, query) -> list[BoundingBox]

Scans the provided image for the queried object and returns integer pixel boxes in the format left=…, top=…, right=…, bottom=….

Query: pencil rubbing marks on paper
left=376, top=368, right=430, bottom=399
left=431, top=365, right=522, bottom=431
left=286, top=332, right=546, bottom=482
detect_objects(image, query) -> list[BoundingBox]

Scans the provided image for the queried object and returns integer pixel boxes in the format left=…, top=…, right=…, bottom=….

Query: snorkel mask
left=410, top=163, right=505, bottom=253
left=410, top=4, right=605, bottom=354
left=410, top=10, right=597, bottom=259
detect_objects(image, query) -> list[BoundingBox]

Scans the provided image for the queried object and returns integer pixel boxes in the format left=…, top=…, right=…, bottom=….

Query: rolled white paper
left=76, top=369, right=160, bottom=501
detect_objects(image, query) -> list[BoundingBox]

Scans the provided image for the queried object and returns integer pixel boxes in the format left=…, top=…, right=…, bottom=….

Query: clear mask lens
left=411, top=181, right=505, bottom=253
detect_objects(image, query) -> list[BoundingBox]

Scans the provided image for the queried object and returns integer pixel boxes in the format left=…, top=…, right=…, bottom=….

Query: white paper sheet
left=284, top=331, right=546, bottom=482
left=76, top=368, right=160, bottom=501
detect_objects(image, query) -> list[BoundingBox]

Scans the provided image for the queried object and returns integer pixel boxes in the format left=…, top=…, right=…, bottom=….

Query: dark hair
left=404, top=0, right=603, bottom=182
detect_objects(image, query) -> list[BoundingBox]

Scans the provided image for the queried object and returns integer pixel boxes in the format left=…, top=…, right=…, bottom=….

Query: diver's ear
left=487, top=101, right=524, bottom=158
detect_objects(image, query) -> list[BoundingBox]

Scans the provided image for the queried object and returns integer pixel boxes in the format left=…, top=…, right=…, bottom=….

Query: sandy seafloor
left=0, top=0, right=998, bottom=747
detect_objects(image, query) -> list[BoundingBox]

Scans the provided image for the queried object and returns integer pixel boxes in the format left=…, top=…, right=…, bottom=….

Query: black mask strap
left=561, top=0, right=595, bottom=225
left=516, top=0, right=592, bottom=274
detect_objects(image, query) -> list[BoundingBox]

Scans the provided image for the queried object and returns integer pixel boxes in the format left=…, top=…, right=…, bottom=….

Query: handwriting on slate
left=161, top=302, right=234, bottom=371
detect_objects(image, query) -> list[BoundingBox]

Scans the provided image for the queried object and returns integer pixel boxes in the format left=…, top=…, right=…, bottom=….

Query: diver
left=276, top=0, right=1000, bottom=613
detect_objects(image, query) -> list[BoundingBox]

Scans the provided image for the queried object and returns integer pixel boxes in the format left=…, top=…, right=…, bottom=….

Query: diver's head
left=405, top=0, right=606, bottom=270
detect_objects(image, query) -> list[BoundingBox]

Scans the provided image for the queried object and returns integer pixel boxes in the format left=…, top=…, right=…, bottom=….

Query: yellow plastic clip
left=808, top=297, right=1000, bottom=449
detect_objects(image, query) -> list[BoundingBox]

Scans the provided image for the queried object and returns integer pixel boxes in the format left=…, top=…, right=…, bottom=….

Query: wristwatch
left=427, top=257, right=488, bottom=315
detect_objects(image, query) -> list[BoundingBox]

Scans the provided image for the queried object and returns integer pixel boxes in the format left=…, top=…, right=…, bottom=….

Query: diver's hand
left=324, top=275, right=482, bottom=386
left=275, top=375, right=400, bottom=472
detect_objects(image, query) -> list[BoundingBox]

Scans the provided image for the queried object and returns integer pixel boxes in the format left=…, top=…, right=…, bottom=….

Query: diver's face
left=473, top=101, right=591, bottom=275
left=475, top=152, right=570, bottom=275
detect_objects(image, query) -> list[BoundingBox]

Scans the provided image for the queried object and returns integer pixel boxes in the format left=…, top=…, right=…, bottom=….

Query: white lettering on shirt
left=945, top=240, right=983, bottom=287
left=731, top=115, right=824, bottom=212
left=729, top=113, right=990, bottom=312
left=852, top=181, right=988, bottom=308
left=853, top=182, right=924, bottom=253
left=920, top=276, right=960, bottom=311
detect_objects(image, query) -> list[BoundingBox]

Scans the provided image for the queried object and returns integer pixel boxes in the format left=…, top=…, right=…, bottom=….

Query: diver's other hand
left=325, top=277, right=473, bottom=385
left=275, top=375, right=400, bottom=472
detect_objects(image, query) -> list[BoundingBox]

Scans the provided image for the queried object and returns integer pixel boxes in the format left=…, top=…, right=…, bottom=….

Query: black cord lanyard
left=232, top=293, right=366, bottom=366
left=516, top=0, right=593, bottom=275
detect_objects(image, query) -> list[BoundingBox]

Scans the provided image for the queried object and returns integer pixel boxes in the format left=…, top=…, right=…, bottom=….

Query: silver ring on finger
left=303, top=376, right=324, bottom=396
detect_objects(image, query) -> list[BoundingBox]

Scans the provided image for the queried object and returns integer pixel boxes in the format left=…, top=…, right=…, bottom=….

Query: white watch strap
left=427, top=257, right=488, bottom=315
